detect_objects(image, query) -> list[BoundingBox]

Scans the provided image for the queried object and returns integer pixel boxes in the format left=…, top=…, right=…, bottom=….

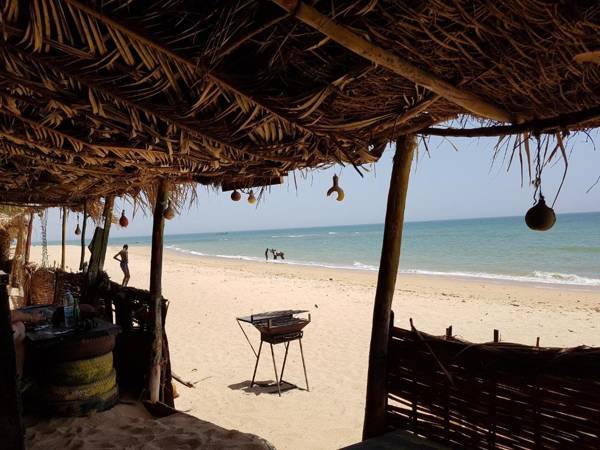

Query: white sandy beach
left=29, top=244, right=600, bottom=450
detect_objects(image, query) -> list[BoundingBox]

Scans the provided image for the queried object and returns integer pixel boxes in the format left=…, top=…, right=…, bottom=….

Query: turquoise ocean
left=103, top=212, right=600, bottom=287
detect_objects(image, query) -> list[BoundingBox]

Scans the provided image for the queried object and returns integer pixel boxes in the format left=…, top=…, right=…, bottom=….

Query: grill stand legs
left=270, top=343, right=282, bottom=396
left=250, top=340, right=263, bottom=388
left=299, top=338, right=309, bottom=392
left=279, top=341, right=290, bottom=385
left=249, top=337, right=309, bottom=396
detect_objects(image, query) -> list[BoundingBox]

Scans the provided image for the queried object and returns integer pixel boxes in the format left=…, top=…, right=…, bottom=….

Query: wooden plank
left=363, top=135, right=416, bottom=439
left=149, top=180, right=169, bottom=403
left=271, top=0, right=514, bottom=123
left=0, top=271, right=25, bottom=450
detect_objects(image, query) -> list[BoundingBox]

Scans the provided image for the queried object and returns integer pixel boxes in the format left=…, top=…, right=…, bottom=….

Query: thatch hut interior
left=1, top=1, right=600, bottom=449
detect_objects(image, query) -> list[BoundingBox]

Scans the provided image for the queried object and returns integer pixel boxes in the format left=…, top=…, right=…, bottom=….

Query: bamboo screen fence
left=386, top=324, right=600, bottom=449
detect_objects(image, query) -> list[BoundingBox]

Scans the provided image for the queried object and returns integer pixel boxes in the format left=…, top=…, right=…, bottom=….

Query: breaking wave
left=165, top=246, right=600, bottom=287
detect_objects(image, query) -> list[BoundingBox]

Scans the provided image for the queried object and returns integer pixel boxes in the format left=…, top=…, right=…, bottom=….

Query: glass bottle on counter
left=64, top=289, right=75, bottom=328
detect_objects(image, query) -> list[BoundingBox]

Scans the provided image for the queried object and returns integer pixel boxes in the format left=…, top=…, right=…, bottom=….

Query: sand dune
left=28, top=244, right=600, bottom=450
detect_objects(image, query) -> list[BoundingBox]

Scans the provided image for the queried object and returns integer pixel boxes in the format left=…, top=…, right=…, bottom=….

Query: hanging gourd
left=327, top=174, right=345, bottom=201
left=74, top=214, right=81, bottom=235
left=525, top=194, right=556, bottom=231
left=119, top=210, right=129, bottom=228
left=231, top=190, right=241, bottom=201
left=524, top=136, right=560, bottom=231
left=247, top=190, right=257, bottom=205
left=163, top=200, right=175, bottom=220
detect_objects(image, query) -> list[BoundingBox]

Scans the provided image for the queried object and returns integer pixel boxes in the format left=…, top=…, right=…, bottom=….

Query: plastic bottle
left=64, top=289, right=75, bottom=328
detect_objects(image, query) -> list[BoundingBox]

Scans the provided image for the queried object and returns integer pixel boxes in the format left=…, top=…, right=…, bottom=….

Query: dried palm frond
left=0, top=0, right=598, bottom=207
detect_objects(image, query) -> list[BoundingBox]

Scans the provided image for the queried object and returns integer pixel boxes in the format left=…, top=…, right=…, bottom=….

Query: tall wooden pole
left=60, top=206, right=67, bottom=270
left=24, top=211, right=33, bottom=264
left=149, top=180, right=169, bottom=403
left=98, top=196, right=114, bottom=272
left=79, top=202, right=87, bottom=271
left=363, top=135, right=416, bottom=440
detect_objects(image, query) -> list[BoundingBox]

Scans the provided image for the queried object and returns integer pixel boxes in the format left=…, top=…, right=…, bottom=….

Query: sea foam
left=165, top=246, right=600, bottom=287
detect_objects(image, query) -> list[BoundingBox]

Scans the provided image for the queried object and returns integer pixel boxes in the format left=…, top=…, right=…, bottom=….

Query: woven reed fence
left=386, top=324, right=600, bottom=449
left=28, top=268, right=56, bottom=306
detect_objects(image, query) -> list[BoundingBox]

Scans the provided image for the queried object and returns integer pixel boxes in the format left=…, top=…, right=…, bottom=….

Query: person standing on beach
left=265, top=248, right=269, bottom=261
left=114, top=244, right=130, bottom=286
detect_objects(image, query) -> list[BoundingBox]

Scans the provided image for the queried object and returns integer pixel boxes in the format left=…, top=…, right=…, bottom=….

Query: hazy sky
left=34, top=133, right=600, bottom=242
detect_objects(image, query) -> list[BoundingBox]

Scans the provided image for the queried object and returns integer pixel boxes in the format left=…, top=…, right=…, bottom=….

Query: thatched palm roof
left=0, top=0, right=599, bottom=205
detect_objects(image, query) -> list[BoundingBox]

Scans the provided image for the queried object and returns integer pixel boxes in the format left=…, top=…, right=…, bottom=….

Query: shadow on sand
left=228, top=380, right=304, bottom=396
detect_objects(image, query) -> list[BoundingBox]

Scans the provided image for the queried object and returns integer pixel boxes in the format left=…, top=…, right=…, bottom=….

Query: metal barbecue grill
left=236, top=310, right=310, bottom=396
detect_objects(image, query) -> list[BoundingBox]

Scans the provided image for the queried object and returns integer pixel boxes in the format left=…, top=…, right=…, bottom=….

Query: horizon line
left=41, top=210, right=600, bottom=244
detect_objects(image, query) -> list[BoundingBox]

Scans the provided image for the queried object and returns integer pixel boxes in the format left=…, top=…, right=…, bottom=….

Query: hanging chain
left=38, top=209, right=48, bottom=267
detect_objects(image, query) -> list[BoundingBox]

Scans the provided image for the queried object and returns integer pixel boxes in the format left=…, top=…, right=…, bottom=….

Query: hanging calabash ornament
left=525, top=136, right=558, bottom=232
left=327, top=174, right=345, bottom=201
left=525, top=194, right=556, bottom=231
left=163, top=200, right=175, bottom=220
left=231, top=190, right=241, bottom=202
left=247, top=190, right=257, bottom=205
left=74, top=214, right=81, bottom=235
left=119, top=210, right=129, bottom=228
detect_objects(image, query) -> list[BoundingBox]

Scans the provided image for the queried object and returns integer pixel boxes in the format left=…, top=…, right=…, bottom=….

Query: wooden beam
left=363, top=134, right=416, bottom=440
left=221, top=176, right=284, bottom=192
left=272, top=0, right=514, bottom=123
left=98, top=196, right=114, bottom=273
left=0, top=271, right=25, bottom=450
left=79, top=202, right=87, bottom=271
left=61, top=206, right=67, bottom=270
left=149, top=180, right=169, bottom=403
left=24, top=211, right=33, bottom=264
left=421, top=104, right=600, bottom=137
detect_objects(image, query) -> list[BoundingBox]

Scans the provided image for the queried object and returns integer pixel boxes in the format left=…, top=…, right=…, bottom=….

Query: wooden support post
left=24, top=211, right=33, bottom=264
left=87, top=227, right=103, bottom=286
left=149, top=180, right=169, bottom=403
left=9, top=222, right=25, bottom=289
left=98, top=196, right=114, bottom=272
left=363, top=135, right=416, bottom=440
left=0, top=272, right=25, bottom=450
left=61, top=206, right=67, bottom=270
left=79, top=202, right=87, bottom=271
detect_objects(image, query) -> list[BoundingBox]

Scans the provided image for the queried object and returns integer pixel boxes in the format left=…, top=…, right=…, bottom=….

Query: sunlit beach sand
left=29, top=244, right=600, bottom=450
